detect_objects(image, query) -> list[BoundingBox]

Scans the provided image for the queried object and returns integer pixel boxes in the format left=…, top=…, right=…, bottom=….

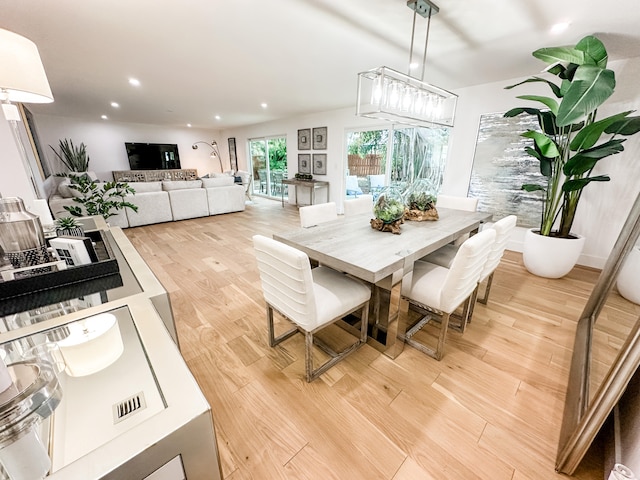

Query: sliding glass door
left=249, top=136, right=287, bottom=199
left=346, top=125, right=449, bottom=196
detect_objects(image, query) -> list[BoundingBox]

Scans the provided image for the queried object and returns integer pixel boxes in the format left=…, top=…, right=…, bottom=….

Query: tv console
left=113, top=169, right=198, bottom=182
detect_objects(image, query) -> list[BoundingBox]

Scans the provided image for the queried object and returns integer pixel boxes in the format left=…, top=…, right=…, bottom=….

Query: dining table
left=273, top=207, right=493, bottom=358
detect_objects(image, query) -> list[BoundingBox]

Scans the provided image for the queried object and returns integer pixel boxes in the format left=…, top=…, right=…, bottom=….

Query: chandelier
left=356, top=0, right=457, bottom=128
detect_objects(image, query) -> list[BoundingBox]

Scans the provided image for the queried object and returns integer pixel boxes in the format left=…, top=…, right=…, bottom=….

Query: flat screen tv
left=125, top=142, right=181, bottom=170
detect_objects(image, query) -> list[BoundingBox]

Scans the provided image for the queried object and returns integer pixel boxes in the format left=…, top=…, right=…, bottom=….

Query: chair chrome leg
left=267, top=305, right=297, bottom=347
left=305, top=331, right=314, bottom=383
left=305, top=301, right=370, bottom=382
left=477, top=272, right=494, bottom=305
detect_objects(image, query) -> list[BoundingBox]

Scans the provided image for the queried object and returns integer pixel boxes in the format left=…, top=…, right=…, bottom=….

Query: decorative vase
left=0, top=197, right=49, bottom=268
left=617, top=246, right=640, bottom=305
left=522, top=228, right=585, bottom=279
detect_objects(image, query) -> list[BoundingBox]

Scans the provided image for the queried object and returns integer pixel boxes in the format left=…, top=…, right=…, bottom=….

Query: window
left=249, top=136, right=287, bottom=198
left=346, top=125, right=449, bottom=197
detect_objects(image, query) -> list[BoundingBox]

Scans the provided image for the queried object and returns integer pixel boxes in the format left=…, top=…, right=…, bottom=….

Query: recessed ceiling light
left=101, top=115, right=108, bottom=120
left=214, top=115, right=221, bottom=120
left=111, top=102, right=119, bottom=108
left=187, top=123, right=192, bottom=128
left=261, top=103, right=268, bottom=109
left=550, top=22, right=570, bottom=34
left=129, top=78, right=140, bottom=87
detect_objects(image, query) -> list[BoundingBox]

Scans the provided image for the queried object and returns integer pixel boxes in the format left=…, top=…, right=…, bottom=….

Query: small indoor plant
left=64, top=173, right=138, bottom=220
left=505, top=35, right=640, bottom=277
left=54, top=216, right=84, bottom=237
left=49, top=138, right=90, bottom=172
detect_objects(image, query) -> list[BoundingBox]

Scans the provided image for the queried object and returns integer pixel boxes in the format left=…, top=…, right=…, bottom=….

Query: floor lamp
left=0, top=28, right=54, bottom=200
left=192, top=140, right=225, bottom=172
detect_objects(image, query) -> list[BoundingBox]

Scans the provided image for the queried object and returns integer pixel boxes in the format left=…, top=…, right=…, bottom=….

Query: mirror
left=556, top=191, right=640, bottom=474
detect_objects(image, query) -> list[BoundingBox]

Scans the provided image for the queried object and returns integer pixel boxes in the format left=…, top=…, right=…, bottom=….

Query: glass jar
left=373, top=186, right=405, bottom=224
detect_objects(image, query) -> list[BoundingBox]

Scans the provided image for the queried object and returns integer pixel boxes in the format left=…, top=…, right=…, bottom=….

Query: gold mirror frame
left=556, top=191, right=640, bottom=473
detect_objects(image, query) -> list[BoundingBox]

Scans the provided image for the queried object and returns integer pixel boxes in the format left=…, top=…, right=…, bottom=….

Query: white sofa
left=49, top=176, right=245, bottom=228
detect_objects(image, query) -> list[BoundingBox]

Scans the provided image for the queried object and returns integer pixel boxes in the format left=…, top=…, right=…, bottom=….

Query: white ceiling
left=2, top=0, right=640, bottom=129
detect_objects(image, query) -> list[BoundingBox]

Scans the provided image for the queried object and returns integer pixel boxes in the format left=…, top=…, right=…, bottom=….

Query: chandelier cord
left=408, top=7, right=418, bottom=77
left=420, top=8, right=432, bottom=82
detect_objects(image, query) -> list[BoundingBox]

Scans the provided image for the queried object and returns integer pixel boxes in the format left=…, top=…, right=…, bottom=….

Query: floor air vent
left=113, top=391, right=147, bottom=424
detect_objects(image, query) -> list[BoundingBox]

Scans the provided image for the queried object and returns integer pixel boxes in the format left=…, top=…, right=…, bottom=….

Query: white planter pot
left=617, top=246, right=640, bottom=304
left=522, top=228, right=585, bottom=279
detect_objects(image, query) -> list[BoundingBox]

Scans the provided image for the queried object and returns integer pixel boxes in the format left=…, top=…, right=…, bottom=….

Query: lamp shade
left=57, top=313, right=124, bottom=377
left=0, top=28, right=53, bottom=103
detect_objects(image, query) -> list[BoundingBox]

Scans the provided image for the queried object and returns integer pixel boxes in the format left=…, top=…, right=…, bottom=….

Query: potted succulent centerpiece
left=505, top=35, right=640, bottom=278
left=403, top=179, right=439, bottom=222
left=370, top=187, right=405, bottom=234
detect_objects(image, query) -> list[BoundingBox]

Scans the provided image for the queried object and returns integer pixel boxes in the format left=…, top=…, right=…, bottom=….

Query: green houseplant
left=505, top=35, right=640, bottom=239
left=54, top=216, right=84, bottom=237
left=49, top=138, right=90, bottom=172
left=64, top=173, right=138, bottom=220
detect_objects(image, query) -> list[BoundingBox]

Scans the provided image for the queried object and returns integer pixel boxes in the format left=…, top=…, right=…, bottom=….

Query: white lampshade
left=0, top=28, right=53, bottom=103
left=57, top=313, right=124, bottom=377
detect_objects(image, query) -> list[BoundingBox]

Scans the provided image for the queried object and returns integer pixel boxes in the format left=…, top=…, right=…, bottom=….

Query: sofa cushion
left=202, top=177, right=234, bottom=188
left=129, top=181, right=163, bottom=193
left=162, top=180, right=203, bottom=191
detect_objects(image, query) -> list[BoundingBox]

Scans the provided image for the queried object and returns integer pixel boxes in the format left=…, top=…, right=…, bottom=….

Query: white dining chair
left=436, top=194, right=479, bottom=246
left=252, top=235, right=371, bottom=382
left=401, top=228, right=495, bottom=360
left=423, top=215, right=517, bottom=314
left=299, top=202, right=338, bottom=228
left=346, top=175, right=363, bottom=197
left=343, top=194, right=374, bottom=216
left=436, top=194, right=479, bottom=211
left=368, top=174, right=385, bottom=197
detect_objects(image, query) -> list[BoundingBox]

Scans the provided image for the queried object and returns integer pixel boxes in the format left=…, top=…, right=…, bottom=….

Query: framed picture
left=298, top=153, right=311, bottom=174
left=298, top=129, right=311, bottom=150
left=313, top=127, right=327, bottom=150
left=312, top=153, right=327, bottom=175
left=228, top=137, right=238, bottom=171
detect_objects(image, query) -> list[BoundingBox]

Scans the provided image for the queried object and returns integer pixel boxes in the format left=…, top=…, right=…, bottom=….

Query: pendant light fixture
left=356, top=0, right=457, bottom=128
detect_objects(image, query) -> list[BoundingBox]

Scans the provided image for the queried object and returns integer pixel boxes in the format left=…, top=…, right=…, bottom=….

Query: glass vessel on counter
left=371, top=186, right=405, bottom=234
left=403, top=178, right=439, bottom=221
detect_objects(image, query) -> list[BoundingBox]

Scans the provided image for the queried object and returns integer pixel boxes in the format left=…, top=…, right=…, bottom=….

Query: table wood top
left=274, top=208, right=492, bottom=284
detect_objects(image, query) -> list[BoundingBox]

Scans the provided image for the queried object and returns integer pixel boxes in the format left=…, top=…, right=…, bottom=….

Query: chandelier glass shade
left=356, top=66, right=456, bottom=127
left=356, top=0, right=457, bottom=128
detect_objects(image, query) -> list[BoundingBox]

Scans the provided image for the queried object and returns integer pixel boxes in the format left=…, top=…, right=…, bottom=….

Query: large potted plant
left=49, top=138, right=90, bottom=172
left=505, top=35, right=640, bottom=278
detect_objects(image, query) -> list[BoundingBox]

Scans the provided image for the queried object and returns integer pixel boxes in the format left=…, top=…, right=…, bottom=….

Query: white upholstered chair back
left=480, top=215, right=517, bottom=282
left=346, top=175, right=363, bottom=196
left=436, top=194, right=478, bottom=212
left=343, top=194, right=374, bottom=216
left=299, top=202, right=338, bottom=228
left=439, top=229, right=496, bottom=313
left=253, top=235, right=318, bottom=330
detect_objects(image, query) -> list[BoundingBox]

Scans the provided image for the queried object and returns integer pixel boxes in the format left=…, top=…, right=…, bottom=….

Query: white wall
left=0, top=118, right=38, bottom=204
left=33, top=115, right=221, bottom=181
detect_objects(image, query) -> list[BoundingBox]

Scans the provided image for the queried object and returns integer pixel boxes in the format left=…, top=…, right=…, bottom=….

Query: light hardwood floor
left=124, top=197, right=638, bottom=479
